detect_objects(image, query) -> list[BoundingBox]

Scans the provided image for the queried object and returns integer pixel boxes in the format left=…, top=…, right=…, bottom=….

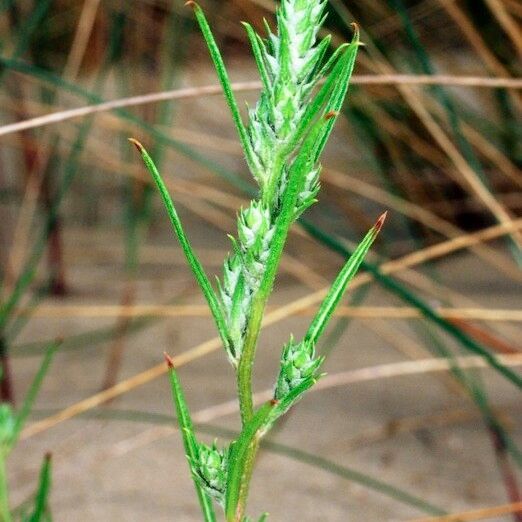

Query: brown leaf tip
left=270, top=399, right=279, bottom=406
left=128, top=138, right=144, bottom=152
left=324, top=110, right=339, bottom=121
left=164, top=352, right=175, bottom=369
left=184, top=0, right=196, bottom=7
left=375, top=211, right=388, bottom=232
left=44, top=452, right=52, bottom=461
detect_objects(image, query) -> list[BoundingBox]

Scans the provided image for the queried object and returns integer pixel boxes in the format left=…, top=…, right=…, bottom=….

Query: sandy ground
left=6, top=219, right=521, bottom=522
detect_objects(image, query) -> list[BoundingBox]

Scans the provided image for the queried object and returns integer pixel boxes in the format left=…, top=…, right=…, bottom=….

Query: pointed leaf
left=242, top=23, right=272, bottom=95
left=27, top=453, right=52, bottom=522
left=286, top=32, right=359, bottom=156
left=305, top=212, right=386, bottom=345
left=130, top=139, right=230, bottom=354
left=165, top=355, right=216, bottom=522
left=190, top=3, right=258, bottom=176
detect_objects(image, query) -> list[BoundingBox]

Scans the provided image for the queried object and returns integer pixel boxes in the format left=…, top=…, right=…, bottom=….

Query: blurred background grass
left=0, top=0, right=521, bottom=520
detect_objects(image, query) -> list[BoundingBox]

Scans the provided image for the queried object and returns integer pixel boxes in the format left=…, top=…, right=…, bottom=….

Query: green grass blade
left=27, top=453, right=52, bottom=522
left=129, top=140, right=230, bottom=353
left=260, top=439, right=445, bottom=516
left=165, top=356, right=216, bottom=522
left=12, top=340, right=58, bottom=444
left=305, top=213, right=385, bottom=345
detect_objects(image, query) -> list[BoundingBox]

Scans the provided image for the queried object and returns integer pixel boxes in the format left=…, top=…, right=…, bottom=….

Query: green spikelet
left=191, top=442, right=229, bottom=506
left=275, top=337, right=324, bottom=400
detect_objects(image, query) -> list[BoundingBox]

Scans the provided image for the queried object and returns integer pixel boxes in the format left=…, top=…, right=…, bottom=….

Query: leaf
left=269, top=375, right=321, bottom=427
left=190, top=3, right=258, bottom=177
left=165, top=355, right=216, bottom=522
left=305, top=212, right=386, bottom=345
left=129, top=139, right=230, bottom=355
left=312, top=28, right=360, bottom=162
left=242, top=23, right=272, bottom=95
left=26, top=453, right=52, bottom=522
left=285, top=30, right=359, bottom=158
left=300, top=218, right=522, bottom=391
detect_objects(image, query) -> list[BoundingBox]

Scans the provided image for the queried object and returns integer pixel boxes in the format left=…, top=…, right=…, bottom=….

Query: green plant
left=0, top=341, right=57, bottom=522
left=131, top=1, right=384, bottom=520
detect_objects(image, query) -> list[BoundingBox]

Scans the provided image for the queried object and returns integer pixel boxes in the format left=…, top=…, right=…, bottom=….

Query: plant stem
left=237, top=294, right=265, bottom=425
left=234, top=160, right=310, bottom=517
left=0, top=454, right=11, bottom=522
left=232, top=438, right=260, bottom=522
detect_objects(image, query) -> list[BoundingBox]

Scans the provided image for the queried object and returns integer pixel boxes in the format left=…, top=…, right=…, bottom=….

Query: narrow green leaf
left=13, top=340, right=59, bottom=444
left=190, top=3, right=258, bottom=175
left=305, top=213, right=386, bottom=345
left=287, top=31, right=359, bottom=157
left=242, top=23, right=272, bottom=95
left=301, top=219, right=522, bottom=390
left=165, top=356, right=216, bottom=522
left=129, top=139, right=230, bottom=354
left=312, top=29, right=360, bottom=162
left=27, top=453, right=52, bottom=522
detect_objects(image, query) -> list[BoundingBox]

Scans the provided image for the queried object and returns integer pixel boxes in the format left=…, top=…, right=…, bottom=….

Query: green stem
left=237, top=116, right=329, bottom=426
left=236, top=295, right=264, bottom=425
left=0, top=454, right=11, bottom=522
left=225, top=402, right=274, bottom=521
left=230, top=439, right=259, bottom=522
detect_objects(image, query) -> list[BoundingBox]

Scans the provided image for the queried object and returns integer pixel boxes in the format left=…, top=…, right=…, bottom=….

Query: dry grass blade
left=323, top=169, right=521, bottom=281
left=18, top=304, right=522, bottom=322
left=1, top=75, right=521, bottom=137
left=484, top=0, right=522, bottom=56
left=409, top=500, right=522, bottom=521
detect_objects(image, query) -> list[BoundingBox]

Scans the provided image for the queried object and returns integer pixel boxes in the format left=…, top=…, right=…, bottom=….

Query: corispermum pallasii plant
left=131, top=1, right=386, bottom=520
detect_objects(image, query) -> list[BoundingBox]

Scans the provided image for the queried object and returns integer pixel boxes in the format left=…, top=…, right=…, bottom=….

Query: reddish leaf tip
left=128, top=138, right=144, bottom=152
left=44, top=452, right=52, bottom=461
left=164, top=352, right=175, bottom=369
left=270, top=399, right=279, bottom=406
left=324, top=110, right=339, bottom=121
left=375, top=211, right=388, bottom=232
left=184, top=0, right=196, bottom=7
